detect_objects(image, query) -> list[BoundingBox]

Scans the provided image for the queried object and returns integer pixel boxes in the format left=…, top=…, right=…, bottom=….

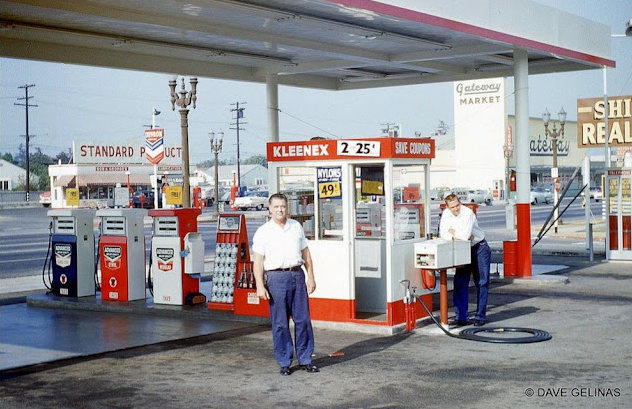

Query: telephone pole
left=15, top=84, right=37, bottom=202
left=230, top=102, right=247, bottom=190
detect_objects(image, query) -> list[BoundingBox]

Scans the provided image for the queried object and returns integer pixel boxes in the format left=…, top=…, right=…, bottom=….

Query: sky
left=1, top=0, right=631, bottom=166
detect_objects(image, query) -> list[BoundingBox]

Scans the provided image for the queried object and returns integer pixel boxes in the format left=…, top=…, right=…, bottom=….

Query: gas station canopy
left=0, top=0, right=614, bottom=90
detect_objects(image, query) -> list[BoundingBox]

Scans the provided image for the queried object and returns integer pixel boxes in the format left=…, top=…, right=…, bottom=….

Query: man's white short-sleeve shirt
left=252, top=218, right=308, bottom=271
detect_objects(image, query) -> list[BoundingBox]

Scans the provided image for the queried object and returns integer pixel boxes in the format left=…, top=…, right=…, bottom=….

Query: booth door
left=353, top=165, right=387, bottom=319
left=608, top=171, right=632, bottom=260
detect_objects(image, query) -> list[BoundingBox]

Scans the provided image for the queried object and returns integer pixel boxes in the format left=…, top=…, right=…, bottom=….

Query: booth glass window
left=278, top=166, right=315, bottom=240
left=354, top=165, right=385, bottom=238
left=392, top=165, right=425, bottom=241
left=316, top=166, right=343, bottom=241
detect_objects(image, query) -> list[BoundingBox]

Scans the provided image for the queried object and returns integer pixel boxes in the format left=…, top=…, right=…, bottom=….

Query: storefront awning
left=75, top=174, right=150, bottom=186
left=54, top=175, right=75, bottom=187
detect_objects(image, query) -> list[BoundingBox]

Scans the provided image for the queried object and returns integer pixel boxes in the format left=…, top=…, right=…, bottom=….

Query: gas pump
left=149, top=208, right=204, bottom=305
left=47, top=209, right=96, bottom=297
left=96, top=208, right=147, bottom=301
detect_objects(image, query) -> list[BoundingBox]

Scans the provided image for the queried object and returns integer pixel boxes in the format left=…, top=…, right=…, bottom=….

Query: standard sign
left=577, top=96, right=632, bottom=148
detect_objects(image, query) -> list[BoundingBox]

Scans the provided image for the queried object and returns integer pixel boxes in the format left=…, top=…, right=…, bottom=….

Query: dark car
left=132, top=190, right=161, bottom=208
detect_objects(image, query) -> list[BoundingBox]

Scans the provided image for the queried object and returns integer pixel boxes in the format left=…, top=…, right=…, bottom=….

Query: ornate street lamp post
left=209, top=129, right=224, bottom=217
left=543, top=107, right=566, bottom=233
left=169, top=76, right=198, bottom=207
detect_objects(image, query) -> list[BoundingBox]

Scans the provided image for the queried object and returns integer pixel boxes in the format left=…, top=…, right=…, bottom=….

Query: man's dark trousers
left=266, top=269, right=314, bottom=368
left=453, top=240, right=492, bottom=322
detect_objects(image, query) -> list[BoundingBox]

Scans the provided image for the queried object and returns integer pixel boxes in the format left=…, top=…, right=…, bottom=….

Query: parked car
left=430, top=186, right=451, bottom=201
left=234, top=191, right=270, bottom=211
left=451, top=188, right=492, bottom=204
left=581, top=186, right=602, bottom=202
left=530, top=187, right=552, bottom=204
left=132, top=190, right=161, bottom=208
left=39, top=191, right=51, bottom=207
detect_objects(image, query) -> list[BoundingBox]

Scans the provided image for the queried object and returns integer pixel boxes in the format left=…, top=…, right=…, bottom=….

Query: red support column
left=440, top=269, right=448, bottom=325
left=516, top=203, right=532, bottom=277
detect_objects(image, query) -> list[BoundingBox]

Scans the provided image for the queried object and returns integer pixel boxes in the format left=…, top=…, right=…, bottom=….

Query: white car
left=39, top=191, right=52, bottom=207
left=451, top=188, right=492, bottom=204
left=234, top=191, right=269, bottom=211
left=530, top=187, right=552, bottom=204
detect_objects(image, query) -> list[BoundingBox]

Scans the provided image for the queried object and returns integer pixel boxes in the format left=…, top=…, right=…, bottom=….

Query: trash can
left=503, top=240, right=518, bottom=277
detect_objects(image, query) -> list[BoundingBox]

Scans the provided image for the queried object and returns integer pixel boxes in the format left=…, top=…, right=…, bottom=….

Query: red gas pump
left=149, top=208, right=203, bottom=305
left=97, top=208, right=147, bottom=301
left=193, top=186, right=202, bottom=208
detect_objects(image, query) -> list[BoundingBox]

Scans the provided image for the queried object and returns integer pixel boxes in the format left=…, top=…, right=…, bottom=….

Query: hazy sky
left=1, top=0, right=631, bottom=165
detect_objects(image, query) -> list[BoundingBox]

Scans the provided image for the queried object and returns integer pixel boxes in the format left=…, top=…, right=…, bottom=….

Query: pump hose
left=147, top=239, right=153, bottom=296
left=414, top=294, right=552, bottom=344
left=42, top=222, right=53, bottom=291
left=94, top=233, right=101, bottom=292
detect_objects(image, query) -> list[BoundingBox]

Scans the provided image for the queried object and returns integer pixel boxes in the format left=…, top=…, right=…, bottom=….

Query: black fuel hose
left=414, top=294, right=552, bottom=344
left=42, top=222, right=53, bottom=291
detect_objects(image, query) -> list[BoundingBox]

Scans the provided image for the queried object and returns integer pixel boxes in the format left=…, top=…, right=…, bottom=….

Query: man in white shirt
left=439, top=194, right=492, bottom=327
left=253, top=193, right=318, bottom=376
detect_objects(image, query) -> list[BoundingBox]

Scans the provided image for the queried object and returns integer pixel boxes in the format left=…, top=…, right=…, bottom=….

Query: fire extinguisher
left=510, top=170, right=517, bottom=191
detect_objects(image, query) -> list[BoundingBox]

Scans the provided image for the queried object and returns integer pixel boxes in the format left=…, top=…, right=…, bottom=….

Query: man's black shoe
left=473, top=319, right=486, bottom=327
left=448, top=319, right=470, bottom=327
left=280, top=366, right=291, bottom=376
left=299, top=364, right=320, bottom=373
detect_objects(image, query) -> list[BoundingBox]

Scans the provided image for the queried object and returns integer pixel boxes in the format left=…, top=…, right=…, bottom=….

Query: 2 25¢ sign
left=337, top=140, right=380, bottom=157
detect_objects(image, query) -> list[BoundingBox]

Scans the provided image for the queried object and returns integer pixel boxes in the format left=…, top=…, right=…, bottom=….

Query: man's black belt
left=272, top=265, right=303, bottom=271
left=474, top=239, right=487, bottom=247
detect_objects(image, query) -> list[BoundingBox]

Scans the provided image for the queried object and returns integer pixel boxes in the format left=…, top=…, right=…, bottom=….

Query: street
left=0, top=198, right=603, bottom=279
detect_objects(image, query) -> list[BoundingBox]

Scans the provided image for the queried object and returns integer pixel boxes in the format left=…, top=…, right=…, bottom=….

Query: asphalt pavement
left=2, top=204, right=630, bottom=408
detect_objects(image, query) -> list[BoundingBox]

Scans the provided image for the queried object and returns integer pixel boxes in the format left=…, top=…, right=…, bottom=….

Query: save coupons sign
left=317, top=167, right=342, bottom=199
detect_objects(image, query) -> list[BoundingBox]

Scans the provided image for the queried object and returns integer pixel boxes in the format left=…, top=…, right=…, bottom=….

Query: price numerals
left=319, top=182, right=341, bottom=198
left=337, top=140, right=380, bottom=157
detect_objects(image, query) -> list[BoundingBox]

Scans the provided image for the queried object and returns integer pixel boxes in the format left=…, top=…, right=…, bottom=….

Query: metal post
left=210, top=129, right=223, bottom=217
left=439, top=269, right=448, bottom=325
left=603, top=67, right=611, bottom=260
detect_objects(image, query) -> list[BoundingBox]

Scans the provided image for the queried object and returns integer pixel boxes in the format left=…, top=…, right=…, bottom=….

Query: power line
left=14, top=84, right=38, bottom=201
left=274, top=108, right=339, bottom=139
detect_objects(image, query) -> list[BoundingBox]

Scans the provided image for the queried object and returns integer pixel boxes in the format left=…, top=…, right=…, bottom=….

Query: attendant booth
left=606, top=168, right=632, bottom=260
left=267, top=137, right=435, bottom=328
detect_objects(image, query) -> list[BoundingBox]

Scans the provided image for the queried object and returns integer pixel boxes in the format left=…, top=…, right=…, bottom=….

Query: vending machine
left=149, top=208, right=203, bottom=305
left=96, top=208, right=147, bottom=301
left=47, top=209, right=96, bottom=297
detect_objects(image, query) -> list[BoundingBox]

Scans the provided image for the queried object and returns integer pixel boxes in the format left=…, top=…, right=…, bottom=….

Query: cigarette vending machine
left=96, top=208, right=147, bottom=301
left=149, top=208, right=203, bottom=305
left=47, top=209, right=96, bottom=297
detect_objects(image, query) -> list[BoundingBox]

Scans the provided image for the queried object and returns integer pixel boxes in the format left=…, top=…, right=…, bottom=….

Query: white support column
left=513, top=49, right=532, bottom=276
left=514, top=50, right=530, bottom=206
left=266, top=74, right=279, bottom=143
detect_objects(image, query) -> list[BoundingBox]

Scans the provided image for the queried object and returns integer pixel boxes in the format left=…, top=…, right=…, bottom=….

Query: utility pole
left=230, top=102, right=247, bottom=190
left=15, top=84, right=37, bottom=202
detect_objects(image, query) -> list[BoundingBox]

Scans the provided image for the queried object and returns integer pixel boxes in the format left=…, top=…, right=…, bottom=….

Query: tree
left=54, top=148, right=73, bottom=164
left=1, top=152, right=16, bottom=164
left=242, top=154, right=267, bottom=168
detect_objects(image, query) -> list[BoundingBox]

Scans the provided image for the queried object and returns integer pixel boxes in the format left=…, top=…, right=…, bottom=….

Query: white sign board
left=114, top=187, right=130, bottom=207
left=73, top=139, right=182, bottom=165
left=453, top=78, right=507, bottom=190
